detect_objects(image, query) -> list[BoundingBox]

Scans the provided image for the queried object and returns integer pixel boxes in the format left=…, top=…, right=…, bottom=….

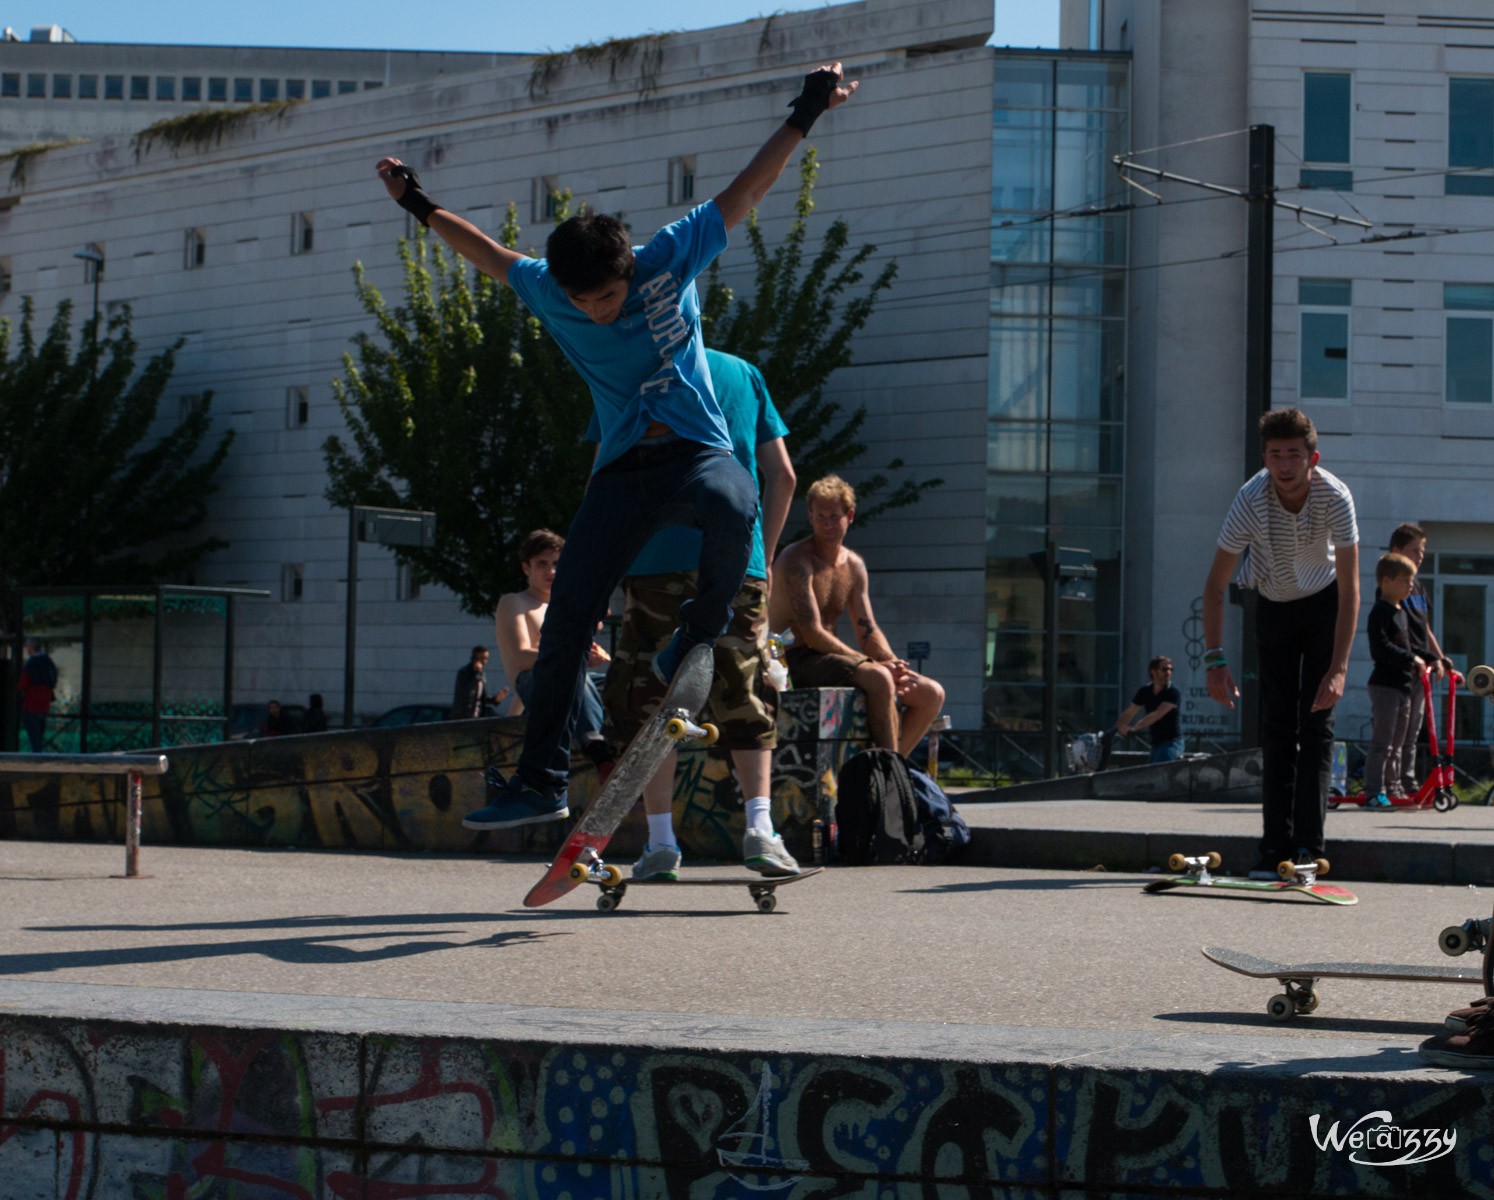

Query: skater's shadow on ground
left=899, top=877, right=1142, bottom=895
left=0, top=926, right=565, bottom=975
left=1159, top=1010, right=1445, bottom=1040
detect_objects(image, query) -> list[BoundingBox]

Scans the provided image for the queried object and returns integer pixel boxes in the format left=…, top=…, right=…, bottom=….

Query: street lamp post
left=72, top=244, right=104, bottom=374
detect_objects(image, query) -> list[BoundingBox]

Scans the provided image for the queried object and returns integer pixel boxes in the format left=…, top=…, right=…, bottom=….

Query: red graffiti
left=319, top=1040, right=496, bottom=1132
left=0, top=1047, right=87, bottom=1200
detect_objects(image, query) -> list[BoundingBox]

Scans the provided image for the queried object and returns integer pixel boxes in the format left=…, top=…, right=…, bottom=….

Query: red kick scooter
left=1329, top=667, right=1461, bottom=812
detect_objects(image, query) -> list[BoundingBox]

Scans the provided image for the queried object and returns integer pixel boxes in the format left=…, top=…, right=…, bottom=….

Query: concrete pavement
left=5, top=839, right=1494, bottom=1196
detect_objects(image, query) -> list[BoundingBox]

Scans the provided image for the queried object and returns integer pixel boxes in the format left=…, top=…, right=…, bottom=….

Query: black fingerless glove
left=785, top=67, right=838, bottom=135
left=390, top=164, right=441, bottom=227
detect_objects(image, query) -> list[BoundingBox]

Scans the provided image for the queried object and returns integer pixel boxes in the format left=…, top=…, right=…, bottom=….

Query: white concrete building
left=1061, top=0, right=1494, bottom=752
left=2, top=0, right=994, bottom=730
left=0, top=24, right=512, bottom=154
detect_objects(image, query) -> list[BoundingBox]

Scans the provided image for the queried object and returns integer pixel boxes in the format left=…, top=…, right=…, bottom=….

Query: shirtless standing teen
left=769, top=475, right=945, bottom=757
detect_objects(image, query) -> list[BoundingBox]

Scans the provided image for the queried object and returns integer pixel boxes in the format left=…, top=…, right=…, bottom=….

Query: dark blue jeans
left=514, top=669, right=605, bottom=745
left=518, top=440, right=758, bottom=794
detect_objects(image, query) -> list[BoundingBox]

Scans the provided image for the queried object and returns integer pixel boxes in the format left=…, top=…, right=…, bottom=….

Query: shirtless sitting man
left=494, top=528, right=613, bottom=774
left=769, top=475, right=944, bottom=758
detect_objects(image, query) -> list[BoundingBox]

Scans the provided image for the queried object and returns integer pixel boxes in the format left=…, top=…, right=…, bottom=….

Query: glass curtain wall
left=987, top=54, right=1129, bottom=776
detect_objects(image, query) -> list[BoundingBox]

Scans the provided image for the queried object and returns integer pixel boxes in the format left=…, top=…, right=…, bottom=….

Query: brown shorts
left=602, top=572, right=778, bottom=751
left=784, top=644, right=870, bottom=689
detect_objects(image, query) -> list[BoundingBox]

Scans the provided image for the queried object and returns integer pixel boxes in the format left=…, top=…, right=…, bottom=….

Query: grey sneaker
left=631, top=843, right=681, bottom=880
left=743, top=829, right=800, bottom=877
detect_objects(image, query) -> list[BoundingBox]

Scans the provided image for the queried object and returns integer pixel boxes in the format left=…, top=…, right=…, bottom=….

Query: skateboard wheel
left=756, top=893, right=777, bottom=913
left=601, top=864, right=623, bottom=887
left=1441, top=925, right=1471, bottom=957
left=665, top=717, right=688, bottom=739
left=596, top=893, right=619, bottom=913
left=568, top=862, right=590, bottom=883
left=1276, top=860, right=1296, bottom=881
left=698, top=722, right=720, bottom=747
left=1168, top=853, right=1187, bottom=872
left=1205, top=852, right=1222, bottom=869
left=1315, top=858, right=1329, bottom=877
left=1468, top=664, right=1494, bottom=697
left=1266, top=994, right=1296, bottom=1022
left=1297, top=990, right=1320, bottom=1015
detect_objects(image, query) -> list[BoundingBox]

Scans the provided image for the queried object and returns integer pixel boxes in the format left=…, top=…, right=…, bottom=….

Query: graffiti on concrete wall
left=0, top=689, right=869, bottom=863
left=6, top=1012, right=1494, bottom=1197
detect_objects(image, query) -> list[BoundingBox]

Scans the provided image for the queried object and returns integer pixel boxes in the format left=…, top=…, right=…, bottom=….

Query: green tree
left=701, top=147, right=943, bottom=525
left=0, top=299, right=234, bottom=615
left=323, top=204, right=595, bottom=618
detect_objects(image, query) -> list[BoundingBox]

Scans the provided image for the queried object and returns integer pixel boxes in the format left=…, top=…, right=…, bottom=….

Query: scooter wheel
left=1435, top=793, right=1454, bottom=813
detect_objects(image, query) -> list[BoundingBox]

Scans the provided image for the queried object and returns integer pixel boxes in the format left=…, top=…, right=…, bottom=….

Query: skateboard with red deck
left=1143, top=852, right=1358, bottom=905
left=523, top=643, right=716, bottom=908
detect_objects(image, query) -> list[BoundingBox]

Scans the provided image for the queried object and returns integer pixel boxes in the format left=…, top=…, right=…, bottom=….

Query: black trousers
left=1255, top=581, right=1339, bottom=859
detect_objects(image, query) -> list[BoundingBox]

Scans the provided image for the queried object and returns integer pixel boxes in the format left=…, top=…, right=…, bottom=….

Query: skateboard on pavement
left=1202, top=945, right=1481, bottom=1021
left=523, top=643, right=717, bottom=908
left=1143, top=852, right=1358, bottom=905
left=587, top=867, right=824, bottom=913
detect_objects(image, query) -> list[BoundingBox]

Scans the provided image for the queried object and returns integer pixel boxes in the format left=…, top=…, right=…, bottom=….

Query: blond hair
left=806, top=474, right=856, bottom=512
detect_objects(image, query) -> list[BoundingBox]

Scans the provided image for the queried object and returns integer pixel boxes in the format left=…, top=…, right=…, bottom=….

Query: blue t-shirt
left=507, top=201, right=732, bottom=471
left=626, top=350, right=789, bottom=581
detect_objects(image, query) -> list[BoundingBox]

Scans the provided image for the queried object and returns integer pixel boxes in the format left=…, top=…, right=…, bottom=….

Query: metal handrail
left=0, top=752, right=168, bottom=876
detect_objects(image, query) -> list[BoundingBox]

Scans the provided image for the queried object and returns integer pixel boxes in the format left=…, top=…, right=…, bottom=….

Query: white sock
left=647, top=811, right=675, bottom=847
left=745, top=796, right=773, bottom=835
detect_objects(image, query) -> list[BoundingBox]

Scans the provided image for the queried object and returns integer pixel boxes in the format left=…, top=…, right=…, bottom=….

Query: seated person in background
left=494, top=529, right=613, bottom=773
left=1114, top=655, right=1184, bottom=763
left=769, top=475, right=944, bottom=758
left=260, top=700, right=286, bottom=738
left=303, top=693, right=329, bottom=733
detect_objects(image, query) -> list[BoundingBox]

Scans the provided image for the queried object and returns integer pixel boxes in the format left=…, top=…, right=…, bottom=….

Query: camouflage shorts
left=602, top=572, right=778, bottom=751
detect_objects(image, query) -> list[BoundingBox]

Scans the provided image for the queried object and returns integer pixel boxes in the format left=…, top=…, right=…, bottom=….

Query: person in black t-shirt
left=1114, top=655, right=1184, bottom=763
left=1386, top=523, right=1451, bottom=797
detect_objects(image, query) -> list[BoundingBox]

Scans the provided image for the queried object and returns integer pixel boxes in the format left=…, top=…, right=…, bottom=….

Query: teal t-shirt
left=508, top=201, right=732, bottom=471
left=625, top=350, right=789, bottom=580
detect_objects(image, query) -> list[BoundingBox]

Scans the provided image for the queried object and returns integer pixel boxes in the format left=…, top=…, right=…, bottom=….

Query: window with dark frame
left=311, top=79, right=331, bottom=99
left=0, top=74, right=19, bottom=98
left=27, top=73, right=45, bottom=98
left=234, top=77, right=252, bottom=102
left=286, top=385, right=310, bottom=428
left=208, top=76, right=227, bottom=101
left=78, top=74, right=98, bottom=99
left=105, top=74, right=123, bottom=100
left=1301, top=72, right=1352, bottom=191
left=1299, top=277, right=1351, bottom=401
left=182, top=76, right=201, bottom=101
left=260, top=78, right=278, bottom=102
left=184, top=227, right=206, bottom=269
left=1446, top=283, right=1494, bottom=405
left=286, top=79, right=305, bottom=100
left=156, top=76, right=175, bottom=101
left=1449, top=78, right=1494, bottom=196
left=130, top=75, right=149, bottom=100
left=52, top=74, right=71, bottom=99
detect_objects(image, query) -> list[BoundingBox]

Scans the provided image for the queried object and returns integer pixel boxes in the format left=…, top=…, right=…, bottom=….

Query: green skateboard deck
left=1144, top=852, right=1357, bottom=905
left=589, top=867, right=824, bottom=913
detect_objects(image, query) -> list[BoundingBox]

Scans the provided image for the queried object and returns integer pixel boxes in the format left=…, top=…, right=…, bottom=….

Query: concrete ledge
left=959, top=748, right=1264, bottom=805
left=962, top=827, right=1494, bottom=886
left=1, top=980, right=1489, bottom=1196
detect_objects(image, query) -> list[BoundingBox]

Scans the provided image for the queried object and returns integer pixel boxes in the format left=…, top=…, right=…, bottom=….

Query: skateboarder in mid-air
left=376, top=62, right=860, bottom=831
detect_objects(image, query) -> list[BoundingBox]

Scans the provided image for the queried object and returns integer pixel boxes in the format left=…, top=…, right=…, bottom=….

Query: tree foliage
left=323, top=204, right=595, bottom=618
left=0, top=299, right=234, bottom=615
left=701, top=148, right=943, bottom=527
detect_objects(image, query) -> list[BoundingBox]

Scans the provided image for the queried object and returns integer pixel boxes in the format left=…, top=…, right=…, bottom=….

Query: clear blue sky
left=13, top=1, right=1058, bottom=53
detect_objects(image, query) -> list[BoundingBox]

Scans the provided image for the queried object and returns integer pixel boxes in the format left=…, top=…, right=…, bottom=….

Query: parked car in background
left=369, top=704, right=450, bottom=728
left=227, top=702, right=307, bottom=740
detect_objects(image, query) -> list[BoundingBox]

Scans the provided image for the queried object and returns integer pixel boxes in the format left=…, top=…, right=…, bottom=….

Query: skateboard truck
left=1167, top=851, right=1222, bottom=882
left=1439, top=917, right=1492, bottom=957
left=1276, top=857, right=1329, bottom=885
left=566, top=847, right=623, bottom=889
left=1268, top=977, right=1321, bottom=1021
left=663, top=708, right=719, bottom=745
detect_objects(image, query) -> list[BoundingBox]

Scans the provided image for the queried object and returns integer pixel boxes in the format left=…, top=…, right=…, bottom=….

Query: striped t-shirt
left=1217, top=467, right=1358, bottom=602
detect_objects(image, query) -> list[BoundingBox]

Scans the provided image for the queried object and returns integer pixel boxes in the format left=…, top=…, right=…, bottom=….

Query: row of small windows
left=0, top=72, right=380, bottom=102
left=1301, top=72, right=1494, bottom=195
left=1297, top=277, right=1494, bottom=406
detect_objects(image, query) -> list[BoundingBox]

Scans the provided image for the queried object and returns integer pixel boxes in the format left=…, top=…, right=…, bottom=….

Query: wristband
left=390, top=164, right=441, bottom=227
left=785, top=67, right=838, bottom=135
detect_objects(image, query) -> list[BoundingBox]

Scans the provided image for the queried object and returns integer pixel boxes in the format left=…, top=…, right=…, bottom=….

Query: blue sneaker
left=462, top=768, right=568, bottom=830
left=1367, top=792, right=1391, bottom=809
left=651, top=626, right=711, bottom=685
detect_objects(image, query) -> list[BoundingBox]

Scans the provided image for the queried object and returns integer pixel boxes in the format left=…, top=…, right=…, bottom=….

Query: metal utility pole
left=1114, top=129, right=1369, bottom=750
